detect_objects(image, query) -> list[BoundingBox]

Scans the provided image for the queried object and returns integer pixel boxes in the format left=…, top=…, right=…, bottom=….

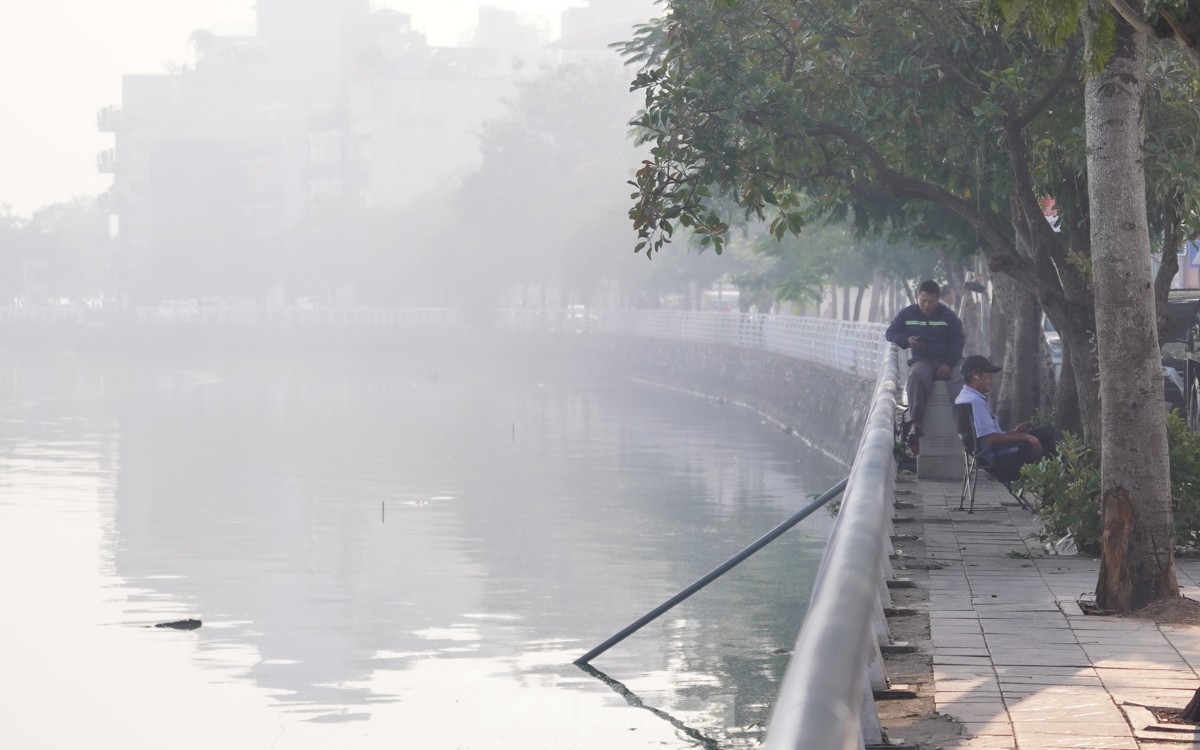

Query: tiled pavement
left=911, top=476, right=1200, bottom=749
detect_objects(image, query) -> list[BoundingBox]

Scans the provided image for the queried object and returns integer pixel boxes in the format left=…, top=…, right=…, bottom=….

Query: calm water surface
left=0, top=351, right=842, bottom=749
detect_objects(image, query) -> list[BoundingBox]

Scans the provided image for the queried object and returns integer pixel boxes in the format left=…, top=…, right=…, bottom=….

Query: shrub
left=1015, top=432, right=1101, bottom=554
left=1015, top=411, right=1200, bottom=553
left=1167, top=410, right=1200, bottom=549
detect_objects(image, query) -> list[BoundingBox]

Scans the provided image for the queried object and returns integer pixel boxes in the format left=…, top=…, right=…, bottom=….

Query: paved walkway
left=911, top=475, right=1200, bottom=749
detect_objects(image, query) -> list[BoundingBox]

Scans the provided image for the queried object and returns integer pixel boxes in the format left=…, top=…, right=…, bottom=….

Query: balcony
left=97, top=149, right=116, bottom=174
left=97, top=106, right=122, bottom=132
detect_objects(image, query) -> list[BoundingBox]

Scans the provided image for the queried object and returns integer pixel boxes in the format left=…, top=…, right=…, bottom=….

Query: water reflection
left=0, top=352, right=842, bottom=748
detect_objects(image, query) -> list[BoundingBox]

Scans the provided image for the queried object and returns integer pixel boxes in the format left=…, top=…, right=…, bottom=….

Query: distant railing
left=495, top=308, right=886, bottom=377
left=0, top=306, right=887, bottom=377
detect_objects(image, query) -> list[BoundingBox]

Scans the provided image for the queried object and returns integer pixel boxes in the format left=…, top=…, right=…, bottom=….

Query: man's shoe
left=902, top=424, right=921, bottom=453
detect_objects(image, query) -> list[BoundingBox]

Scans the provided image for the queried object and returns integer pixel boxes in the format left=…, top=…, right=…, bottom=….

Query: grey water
left=0, top=350, right=843, bottom=749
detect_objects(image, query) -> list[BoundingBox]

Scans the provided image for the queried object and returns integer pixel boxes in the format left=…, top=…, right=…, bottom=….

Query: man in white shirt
left=954, top=354, right=1061, bottom=482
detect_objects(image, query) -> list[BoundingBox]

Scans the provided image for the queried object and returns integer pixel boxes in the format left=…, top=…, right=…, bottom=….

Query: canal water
left=0, top=349, right=844, bottom=749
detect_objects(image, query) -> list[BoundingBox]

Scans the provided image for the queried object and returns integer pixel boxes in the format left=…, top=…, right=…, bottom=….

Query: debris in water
left=151, top=619, right=202, bottom=630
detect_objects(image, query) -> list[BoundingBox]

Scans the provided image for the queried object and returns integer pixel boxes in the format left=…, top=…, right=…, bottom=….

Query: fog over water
left=0, top=1, right=850, bottom=745
left=0, top=349, right=842, bottom=748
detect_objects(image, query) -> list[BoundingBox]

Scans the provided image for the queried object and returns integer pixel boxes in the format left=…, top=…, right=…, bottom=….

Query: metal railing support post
left=859, top=673, right=885, bottom=746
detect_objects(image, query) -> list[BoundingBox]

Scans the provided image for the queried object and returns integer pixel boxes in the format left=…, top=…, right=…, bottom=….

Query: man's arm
left=981, top=430, right=1042, bottom=456
left=885, top=311, right=911, bottom=349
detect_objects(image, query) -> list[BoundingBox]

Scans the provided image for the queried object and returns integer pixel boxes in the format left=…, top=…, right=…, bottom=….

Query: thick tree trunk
left=1055, top=346, right=1081, bottom=437
left=1182, top=687, right=1200, bottom=722
left=1055, top=312, right=1100, bottom=445
left=960, top=288, right=987, bottom=358
left=988, top=274, right=1015, bottom=409
left=1084, top=2, right=1178, bottom=611
left=996, top=283, right=1044, bottom=428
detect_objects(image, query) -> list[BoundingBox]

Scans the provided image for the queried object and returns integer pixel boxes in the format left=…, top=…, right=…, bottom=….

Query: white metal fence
left=0, top=306, right=887, bottom=377
left=497, top=308, right=887, bottom=377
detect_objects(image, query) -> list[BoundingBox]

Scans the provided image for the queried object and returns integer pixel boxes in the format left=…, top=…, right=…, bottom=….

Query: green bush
left=1167, top=410, right=1200, bottom=549
left=1014, top=411, right=1200, bottom=554
left=1015, top=432, right=1102, bottom=554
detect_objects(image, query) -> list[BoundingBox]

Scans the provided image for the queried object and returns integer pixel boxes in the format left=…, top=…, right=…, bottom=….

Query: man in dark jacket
left=885, top=280, right=967, bottom=443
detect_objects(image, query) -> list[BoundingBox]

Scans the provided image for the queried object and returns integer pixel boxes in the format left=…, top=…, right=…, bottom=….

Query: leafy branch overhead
left=620, top=0, right=1088, bottom=264
left=620, top=0, right=1200, bottom=278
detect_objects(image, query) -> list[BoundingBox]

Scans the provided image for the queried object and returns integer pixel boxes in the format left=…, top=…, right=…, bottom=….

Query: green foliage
left=619, top=0, right=1090, bottom=260
left=1030, top=407, right=1057, bottom=428
left=1166, top=409, right=1200, bottom=548
left=1016, top=432, right=1102, bottom=554
left=1016, top=412, right=1200, bottom=553
left=0, top=199, right=108, bottom=304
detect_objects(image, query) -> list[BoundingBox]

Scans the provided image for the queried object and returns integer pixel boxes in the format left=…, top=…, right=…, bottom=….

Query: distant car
left=565, top=305, right=598, bottom=333
left=1160, top=289, right=1200, bottom=429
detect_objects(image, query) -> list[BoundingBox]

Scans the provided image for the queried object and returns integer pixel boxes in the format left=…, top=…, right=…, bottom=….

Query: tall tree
left=622, top=0, right=1106, bottom=441
left=622, top=0, right=1200, bottom=609
left=447, top=61, right=647, bottom=312
left=1081, top=0, right=1177, bottom=608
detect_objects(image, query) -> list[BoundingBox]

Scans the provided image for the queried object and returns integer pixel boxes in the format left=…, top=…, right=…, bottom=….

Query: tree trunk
left=1054, top=346, right=1081, bottom=436
left=995, top=283, right=1044, bottom=428
left=988, top=274, right=1015, bottom=409
left=1084, top=1, right=1178, bottom=611
left=1055, top=311, right=1101, bottom=444
left=853, top=284, right=867, bottom=322
left=1181, top=687, right=1200, bottom=722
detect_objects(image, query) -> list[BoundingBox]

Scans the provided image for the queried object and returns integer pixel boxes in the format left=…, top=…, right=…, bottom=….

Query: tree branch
left=1013, top=38, right=1082, bottom=130
left=1109, top=0, right=1158, bottom=37
left=806, top=123, right=1018, bottom=262
left=1157, top=8, right=1195, bottom=47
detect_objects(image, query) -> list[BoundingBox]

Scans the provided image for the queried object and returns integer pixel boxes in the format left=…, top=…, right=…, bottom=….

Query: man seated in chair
left=954, top=354, right=1062, bottom=484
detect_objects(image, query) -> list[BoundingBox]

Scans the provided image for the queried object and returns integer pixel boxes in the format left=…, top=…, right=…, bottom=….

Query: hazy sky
left=0, top=0, right=586, bottom=219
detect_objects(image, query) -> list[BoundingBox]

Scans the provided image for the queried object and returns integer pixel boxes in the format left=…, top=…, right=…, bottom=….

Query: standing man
left=886, top=280, right=966, bottom=448
left=954, top=354, right=1061, bottom=482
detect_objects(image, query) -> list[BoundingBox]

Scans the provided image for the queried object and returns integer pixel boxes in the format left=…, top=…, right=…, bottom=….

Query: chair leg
left=958, top=458, right=970, bottom=511
left=967, top=466, right=978, bottom=514
left=1014, top=488, right=1033, bottom=512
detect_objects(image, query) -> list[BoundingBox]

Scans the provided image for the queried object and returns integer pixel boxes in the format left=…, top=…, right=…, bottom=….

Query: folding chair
left=953, top=402, right=1032, bottom=513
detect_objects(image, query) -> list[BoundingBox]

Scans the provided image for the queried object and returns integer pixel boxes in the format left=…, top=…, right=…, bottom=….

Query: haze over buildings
left=4, top=0, right=657, bottom=308
left=1, top=0, right=657, bottom=217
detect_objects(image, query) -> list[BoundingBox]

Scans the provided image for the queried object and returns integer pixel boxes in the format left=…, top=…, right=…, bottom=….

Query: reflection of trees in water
left=98, top=351, right=838, bottom=725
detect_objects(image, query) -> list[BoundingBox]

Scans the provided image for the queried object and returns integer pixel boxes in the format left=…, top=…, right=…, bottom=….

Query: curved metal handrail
left=763, top=345, right=901, bottom=750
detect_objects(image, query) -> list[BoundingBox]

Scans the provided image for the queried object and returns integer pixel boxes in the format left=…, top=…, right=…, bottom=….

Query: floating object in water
left=151, top=619, right=202, bottom=630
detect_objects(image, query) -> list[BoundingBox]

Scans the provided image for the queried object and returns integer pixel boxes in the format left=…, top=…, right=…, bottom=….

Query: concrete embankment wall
left=0, top=323, right=879, bottom=463
left=611, top=336, right=879, bottom=467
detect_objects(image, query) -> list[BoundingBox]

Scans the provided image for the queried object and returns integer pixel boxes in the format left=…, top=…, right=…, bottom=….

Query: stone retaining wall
left=614, top=336, right=879, bottom=467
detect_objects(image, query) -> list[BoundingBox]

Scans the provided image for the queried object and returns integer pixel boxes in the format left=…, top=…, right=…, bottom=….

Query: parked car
left=1160, top=289, right=1200, bottom=429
